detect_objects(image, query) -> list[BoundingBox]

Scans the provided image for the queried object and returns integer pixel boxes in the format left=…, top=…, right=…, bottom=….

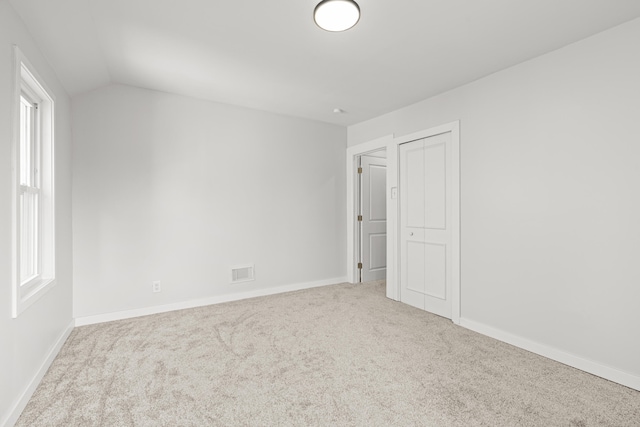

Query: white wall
left=349, top=18, right=640, bottom=381
left=72, top=84, right=346, bottom=318
left=0, top=1, right=73, bottom=425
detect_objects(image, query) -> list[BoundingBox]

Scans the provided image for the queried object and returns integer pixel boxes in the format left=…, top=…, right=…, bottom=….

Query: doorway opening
left=355, top=149, right=387, bottom=283
left=345, top=134, right=393, bottom=295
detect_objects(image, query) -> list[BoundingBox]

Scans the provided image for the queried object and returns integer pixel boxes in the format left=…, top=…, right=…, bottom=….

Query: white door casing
left=399, top=131, right=456, bottom=319
left=360, top=155, right=387, bottom=282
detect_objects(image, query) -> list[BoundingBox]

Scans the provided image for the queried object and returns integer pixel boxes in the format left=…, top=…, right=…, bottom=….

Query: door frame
left=346, top=135, right=394, bottom=290
left=395, top=121, right=460, bottom=324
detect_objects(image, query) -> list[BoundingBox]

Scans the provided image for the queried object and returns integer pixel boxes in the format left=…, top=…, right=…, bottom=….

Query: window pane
left=20, top=189, right=39, bottom=284
left=20, top=96, right=33, bottom=186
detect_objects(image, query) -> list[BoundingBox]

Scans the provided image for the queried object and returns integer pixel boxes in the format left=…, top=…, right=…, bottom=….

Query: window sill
left=13, top=277, right=57, bottom=318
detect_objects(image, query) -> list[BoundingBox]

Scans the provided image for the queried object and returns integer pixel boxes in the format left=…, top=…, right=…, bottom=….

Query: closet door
left=399, top=132, right=453, bottom=319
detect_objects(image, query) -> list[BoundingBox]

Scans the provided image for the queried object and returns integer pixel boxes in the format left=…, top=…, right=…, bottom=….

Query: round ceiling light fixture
left=314, top=0, right=360, bottom=32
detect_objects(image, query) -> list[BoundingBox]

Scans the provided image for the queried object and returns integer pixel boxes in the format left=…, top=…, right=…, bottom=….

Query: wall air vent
left=230, top=264, right=255, bottom=284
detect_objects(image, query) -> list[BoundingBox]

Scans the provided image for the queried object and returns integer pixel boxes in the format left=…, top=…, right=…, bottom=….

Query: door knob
left=409, top=232, right=414, bottom=236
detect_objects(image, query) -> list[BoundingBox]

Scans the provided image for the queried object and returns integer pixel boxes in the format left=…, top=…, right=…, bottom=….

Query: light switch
left=391, top=187, right=397, bottom=199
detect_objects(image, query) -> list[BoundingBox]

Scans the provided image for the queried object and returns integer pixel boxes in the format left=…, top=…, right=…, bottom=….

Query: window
left=12, top=46, right=56, bottom=317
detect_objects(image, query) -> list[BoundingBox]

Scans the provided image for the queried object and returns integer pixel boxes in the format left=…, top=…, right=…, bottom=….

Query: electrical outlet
left=152, top=280, right=161, bottom=293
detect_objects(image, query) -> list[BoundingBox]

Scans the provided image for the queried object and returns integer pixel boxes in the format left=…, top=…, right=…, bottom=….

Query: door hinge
left=357, top=215, right=362, bottom=221
left=357, top=262, right=363, bottom=269
left=357, top=167, right=362, bottom=174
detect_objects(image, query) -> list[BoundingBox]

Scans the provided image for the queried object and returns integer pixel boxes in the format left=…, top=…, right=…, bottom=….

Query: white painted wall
left=72, top=84, right=346, bottom=318
left=0, top=1, right=74, bottom=425
left=349, top=18, right=640, bottom=380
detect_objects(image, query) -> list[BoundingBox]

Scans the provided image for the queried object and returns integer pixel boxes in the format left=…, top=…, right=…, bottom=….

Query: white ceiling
left=9, top=0, right=640, bottom=126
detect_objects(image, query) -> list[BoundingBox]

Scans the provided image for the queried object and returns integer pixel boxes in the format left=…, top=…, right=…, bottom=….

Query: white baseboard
left=459, top=318, right=640, bottom=392
left=75, top=276, right=348, bottom=327
left=2, top=320, right=74, bottom=427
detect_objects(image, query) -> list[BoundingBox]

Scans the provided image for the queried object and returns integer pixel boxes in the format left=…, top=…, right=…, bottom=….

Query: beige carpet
left=16, top=281, right=640, bottom=426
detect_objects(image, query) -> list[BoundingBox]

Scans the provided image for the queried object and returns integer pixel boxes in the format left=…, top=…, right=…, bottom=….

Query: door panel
left=369, top=164, right=386, bottom=221
left=361, top=155, right=387, bottom=282
left=424, top=243, right=446, bottom=299
left=424, top=142, right=447, bottom=229
left=400, top=132, right=453, bottom=318
left=404, top=241, right=426, bottom=309
left=369, top=233, right=387, bottom=270
left=405, top=145, right=425, bottom=229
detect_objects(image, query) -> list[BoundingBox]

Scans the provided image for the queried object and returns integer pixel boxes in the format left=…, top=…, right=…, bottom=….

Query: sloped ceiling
left=9, top=0, right=640, bottom=125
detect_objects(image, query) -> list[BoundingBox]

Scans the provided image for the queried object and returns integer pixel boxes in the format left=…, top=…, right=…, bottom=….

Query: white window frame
left=11, top=46, right=56, bottom=318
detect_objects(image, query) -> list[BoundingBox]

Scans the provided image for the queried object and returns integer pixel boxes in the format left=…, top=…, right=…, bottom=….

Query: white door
left=360, top=155, right=387, bottom=282
left=399, top=132, right=454, bottom=318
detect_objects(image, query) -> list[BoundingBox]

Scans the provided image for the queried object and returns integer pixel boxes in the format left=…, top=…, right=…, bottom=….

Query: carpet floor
left=16, top=281, right=640, bottom=426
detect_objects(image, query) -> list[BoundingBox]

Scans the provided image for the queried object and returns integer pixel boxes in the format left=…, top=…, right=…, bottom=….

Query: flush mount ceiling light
left=314, top=0, right=360, bottom=32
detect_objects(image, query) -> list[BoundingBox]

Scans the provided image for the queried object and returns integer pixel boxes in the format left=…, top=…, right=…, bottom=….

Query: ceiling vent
left=230, top=264, right=255, bottom=284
